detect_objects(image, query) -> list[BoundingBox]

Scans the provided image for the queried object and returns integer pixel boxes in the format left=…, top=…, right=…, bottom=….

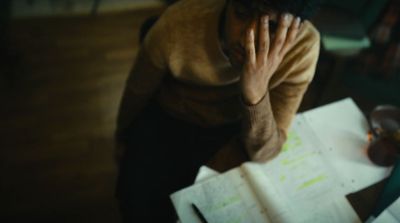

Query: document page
left=170, top=168, right=270, bottom=223
left=241, top=115, right=355, bottom=222
left=262, top=115, right=344, bottom=202
left=372, top=197, right=400, bottom=223
left=302, top=98, right=391, bottom=193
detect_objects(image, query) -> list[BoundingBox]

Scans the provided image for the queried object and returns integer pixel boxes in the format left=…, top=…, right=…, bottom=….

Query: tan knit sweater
left=117, top=0, right=320, bottom=162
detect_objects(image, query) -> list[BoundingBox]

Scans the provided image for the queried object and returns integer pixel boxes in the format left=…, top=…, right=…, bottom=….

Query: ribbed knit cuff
left=240, top=94, right=269, bottom=128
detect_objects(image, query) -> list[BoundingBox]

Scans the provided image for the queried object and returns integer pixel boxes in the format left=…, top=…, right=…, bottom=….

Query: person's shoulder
left=284, top=20, right=320, bottom=60
left=276, top=20, right=321, bottom=84
left=161, top=0, right=224, bottom=24
left=152, top=0, right=224, bottom=50
left=296, top=20, right=320, bottom=48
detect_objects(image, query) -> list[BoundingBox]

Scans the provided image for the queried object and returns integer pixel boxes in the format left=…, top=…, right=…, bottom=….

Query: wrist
left=242, top=92, right=267, bottom=105
left=242, top=95, right=262, bottom=105
left=241, top=76, right=270, bottom=105
left=242, top=85, right=269, bottom=105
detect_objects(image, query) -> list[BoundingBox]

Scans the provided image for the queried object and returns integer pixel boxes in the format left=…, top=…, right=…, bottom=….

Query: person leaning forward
left=115, top=0, right=321, bottom=222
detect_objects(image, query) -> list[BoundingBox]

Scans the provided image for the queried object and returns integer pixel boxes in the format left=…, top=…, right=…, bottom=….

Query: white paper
left=238, top=115, right=356, bottom=223
left=263, top=115, right=345, bottom=200
left=302, top=98, right=391, bottom=193
left=194, top=165, right=219, bottom=184
left=372, top=197, right=400, bottom=223
left=171, top=98, right=383, bottom=223
left=170, top=168, right=270, bottom=223
left=305, top=196, right=361, bottom=223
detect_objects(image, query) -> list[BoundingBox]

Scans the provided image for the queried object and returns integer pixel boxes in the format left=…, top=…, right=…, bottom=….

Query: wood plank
left=1, top=8, right=164, bottom=222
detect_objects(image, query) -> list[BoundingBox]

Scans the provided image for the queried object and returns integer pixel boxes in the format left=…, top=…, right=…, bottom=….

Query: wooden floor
left=0, top=8, right=163, bottom=222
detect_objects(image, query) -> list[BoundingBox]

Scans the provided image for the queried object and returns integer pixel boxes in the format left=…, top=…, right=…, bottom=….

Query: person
left=115, top=0, right=321, bottom=221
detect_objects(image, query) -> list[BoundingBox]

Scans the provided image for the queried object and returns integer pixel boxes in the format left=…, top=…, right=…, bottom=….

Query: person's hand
left=241, top=13, right=301, bottom=105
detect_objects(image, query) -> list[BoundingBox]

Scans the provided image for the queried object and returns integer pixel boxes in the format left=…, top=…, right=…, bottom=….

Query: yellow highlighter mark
left=207, top=195, right=241, bottom=212
left=282, top=131, right=303, bottom=152
left=297, top=175, right=326, bottom=190
left=281, top=143, right=290, bottom=153
left=280, top=152, right=314, bottom=166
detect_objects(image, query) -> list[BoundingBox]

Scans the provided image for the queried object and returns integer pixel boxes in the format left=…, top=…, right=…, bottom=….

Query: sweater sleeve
left=241, top=29, right=320, bottom=162
left=115, top=16, right=170, bottom=141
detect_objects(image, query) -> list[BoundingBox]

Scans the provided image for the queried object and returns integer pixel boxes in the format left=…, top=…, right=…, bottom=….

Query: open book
left=170, top=98, right=392, bottom=223
left=171, top=113, right=360, bottom=223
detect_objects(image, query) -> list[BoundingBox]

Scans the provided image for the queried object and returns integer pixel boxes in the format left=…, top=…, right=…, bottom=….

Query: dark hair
left=231, top=0, right=322, bottom=20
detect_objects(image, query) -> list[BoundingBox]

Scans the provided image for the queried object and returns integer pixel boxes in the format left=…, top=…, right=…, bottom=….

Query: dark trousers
left=115, top=103, right=241, bottom=222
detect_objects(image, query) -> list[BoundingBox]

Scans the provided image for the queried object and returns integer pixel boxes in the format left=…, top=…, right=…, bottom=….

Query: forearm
left=237, top=14, right=301, bottom=161
left=206, top=95, right=284, bottom=167
left=241, top=92, right=287, bottom=162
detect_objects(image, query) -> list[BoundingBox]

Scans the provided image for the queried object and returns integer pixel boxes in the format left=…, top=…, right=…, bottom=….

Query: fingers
left=270, top=13, right=292, bottom=57
left=245, top=13, right=300, bottom=67
left=258, top=15, right=270, bottom=63
left=280, top=16, right=301, bottom=56
left=245, top=21, right=256, bottom=65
